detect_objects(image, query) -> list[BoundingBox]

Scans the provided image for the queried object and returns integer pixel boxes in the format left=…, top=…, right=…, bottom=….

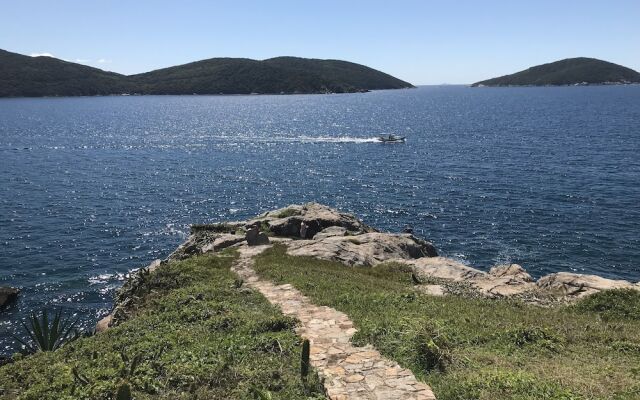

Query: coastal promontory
left=1, top=204, right=639, bottom=399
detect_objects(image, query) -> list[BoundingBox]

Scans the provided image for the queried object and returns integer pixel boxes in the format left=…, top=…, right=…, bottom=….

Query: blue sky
left=1, top=0, right=639, bottom=84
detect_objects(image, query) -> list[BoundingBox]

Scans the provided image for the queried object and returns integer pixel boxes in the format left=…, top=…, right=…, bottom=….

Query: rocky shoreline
left=97, top=203, right=640, bottom=331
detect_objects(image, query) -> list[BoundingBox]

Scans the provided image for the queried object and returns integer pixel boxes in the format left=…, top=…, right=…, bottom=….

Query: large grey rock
left=472, top=275, right=536, bottom=298
left=0, top=287, right=19, bottom=309
left=536, top=272, right=638, bottom=298
left=250, top=203, right=376, bottom=238
left=168, top=222, right=245, bottom=260
left=202, top=234, right=245, bottom=253
left=489, top=264, right=533, bottom=282
left=286, top=232, right=436, bottom=267
left=313, top=226, right=348, bottom=240
left=406, top=257, right=486, bottom=281
left=401, top=258, right=537, bottom=298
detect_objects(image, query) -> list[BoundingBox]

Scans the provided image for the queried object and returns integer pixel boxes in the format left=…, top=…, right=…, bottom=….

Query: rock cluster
left=167, top=203, right=434, bottom=263
left=400, top=257, right=640, bottom=302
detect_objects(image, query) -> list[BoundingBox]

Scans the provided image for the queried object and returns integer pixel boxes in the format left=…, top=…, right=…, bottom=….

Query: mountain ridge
left=0, top=49, right=413, bottom=97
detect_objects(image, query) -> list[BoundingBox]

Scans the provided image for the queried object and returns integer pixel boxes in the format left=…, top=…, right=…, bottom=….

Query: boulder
left=250, top=203, right=376, bottom=238
left=471, top=276, right=536, bottom=298
left=0, top=287, right=19, bottom=309
left=245, top=225, right=270, bottom=246
left=202, top=234, right=245, bottom=253
left=536, top=272, right=638, bottom=298
left=286, top=232, right=436, bottom=267
left=95, top=314, right=113, bottom=333
left=489, top=264, right=533, bottom=282
left=313, top=226, right=348, bottom=240
left=406, top=257, right=486, bottom=281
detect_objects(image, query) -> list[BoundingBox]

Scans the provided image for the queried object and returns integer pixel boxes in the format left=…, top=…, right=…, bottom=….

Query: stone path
left=232, top=245, right=436, bottom=400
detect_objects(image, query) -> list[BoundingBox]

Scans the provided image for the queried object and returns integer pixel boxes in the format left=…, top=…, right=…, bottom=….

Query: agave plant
left=14, top=309, right=79, bottom=352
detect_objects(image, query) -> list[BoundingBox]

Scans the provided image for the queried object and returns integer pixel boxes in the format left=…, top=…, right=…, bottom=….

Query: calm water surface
left=1, top=86, right=639, bottom=352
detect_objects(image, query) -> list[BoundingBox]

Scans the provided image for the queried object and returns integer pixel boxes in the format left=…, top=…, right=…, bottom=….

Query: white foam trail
left=212, top=135, right=380, bottom=143
left=293, top=136, right=379, bottom=143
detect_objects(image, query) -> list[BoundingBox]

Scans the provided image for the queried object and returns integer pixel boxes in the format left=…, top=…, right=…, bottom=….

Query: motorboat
left=377, top=134, right=406, bottom=143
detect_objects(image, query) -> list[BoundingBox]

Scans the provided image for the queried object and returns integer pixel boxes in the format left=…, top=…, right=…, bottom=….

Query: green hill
left=0, top=49, right=132, bottom=97
left=0, top=49, right=413, bottom=97
left=130, top=56, right=413, bottom=95
left=472, top=57, right=640, bottom=87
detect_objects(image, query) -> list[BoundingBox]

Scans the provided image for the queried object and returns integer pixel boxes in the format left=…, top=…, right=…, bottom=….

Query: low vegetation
left=0, top=251, right=325, bottom=399
left=573, top=288, right=640, bottom=321
left=254, top=244, right=640, bottom=400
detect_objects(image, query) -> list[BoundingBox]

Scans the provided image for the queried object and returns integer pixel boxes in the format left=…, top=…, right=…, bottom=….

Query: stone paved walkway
left=232, top=245, right=436, bottom=400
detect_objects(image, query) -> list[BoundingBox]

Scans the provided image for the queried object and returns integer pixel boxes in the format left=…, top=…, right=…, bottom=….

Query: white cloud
left=30, top=52, right=56, bottom=58
left=29, top=53, right=112, bottom=66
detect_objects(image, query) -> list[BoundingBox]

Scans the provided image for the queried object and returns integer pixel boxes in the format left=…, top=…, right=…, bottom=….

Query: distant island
left=472, top=57, right=640, bottom=87
left=0, top=49, right=413, bottom=97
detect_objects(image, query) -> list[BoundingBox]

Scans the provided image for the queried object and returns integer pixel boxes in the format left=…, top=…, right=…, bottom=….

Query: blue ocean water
left=1, top=86, right=639, bottom=352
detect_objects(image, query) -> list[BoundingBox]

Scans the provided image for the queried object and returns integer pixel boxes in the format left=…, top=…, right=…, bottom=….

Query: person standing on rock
left=300, top=221, right=308, bottom=239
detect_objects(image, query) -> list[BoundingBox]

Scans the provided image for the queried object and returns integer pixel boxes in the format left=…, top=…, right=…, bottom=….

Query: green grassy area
left=253, top=245, right=640, bottom=400
left=0, top=252, right=325, bottom=400
left=271, top=208, right=303, bottom=219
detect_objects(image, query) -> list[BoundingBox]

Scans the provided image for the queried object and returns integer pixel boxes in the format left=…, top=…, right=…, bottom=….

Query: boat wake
left=206, top=134, right=381, bottom=144
left=289, top=135, right=379, bottom=143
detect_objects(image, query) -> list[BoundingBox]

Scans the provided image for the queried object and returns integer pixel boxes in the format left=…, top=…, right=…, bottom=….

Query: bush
left=415, top=322, right=453, bottom=372
left=501, top=326, right=564, bottom=351
left=575, top=289, right=640, bottom=320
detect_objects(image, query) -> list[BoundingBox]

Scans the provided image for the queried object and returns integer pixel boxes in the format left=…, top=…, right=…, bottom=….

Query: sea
left=1, top=85, right=639, bottom=353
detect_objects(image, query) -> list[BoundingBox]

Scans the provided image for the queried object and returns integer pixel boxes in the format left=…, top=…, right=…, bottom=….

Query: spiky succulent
left=14, top=309, right=79, bottom=352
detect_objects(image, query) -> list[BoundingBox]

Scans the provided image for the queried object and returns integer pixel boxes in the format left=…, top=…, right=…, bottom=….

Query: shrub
left=575, top=289, right=640, bottom=320
left=501, top=326, right=564, bottom=351
left=415, top=321, right=453, bottom=372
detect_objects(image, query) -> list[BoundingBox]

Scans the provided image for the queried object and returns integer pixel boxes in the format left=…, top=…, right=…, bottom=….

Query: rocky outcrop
left=286, top=233, right=437, bottom=266
left=401, top=257, right=638, bottom=302
left=98, top=203, right=640, bottom=333
left=407, top=257, right=486, bottom=281
left=168, top=222, right=245, bottom=260
left=536, top=272, right=638, bottom=298
left=489, top=264, right=533, bottom=282
left=201, top=234, right=245, bottom=253
left=249, top=203, right=376, bottom=238
left=313, top=226, right=348, bottom=240
left=0, top=287, right=20, bottom=309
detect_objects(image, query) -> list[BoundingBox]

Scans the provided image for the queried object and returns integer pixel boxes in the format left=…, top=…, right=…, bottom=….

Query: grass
left=0, top=251, right=325, bottom=400
left=573, top=288, right=640, bottom=321
left=253, top=244, right=640, bottom=400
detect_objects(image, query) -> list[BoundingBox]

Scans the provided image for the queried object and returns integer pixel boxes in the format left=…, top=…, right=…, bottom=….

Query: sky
left=1, top=0, right=639, bottom=85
